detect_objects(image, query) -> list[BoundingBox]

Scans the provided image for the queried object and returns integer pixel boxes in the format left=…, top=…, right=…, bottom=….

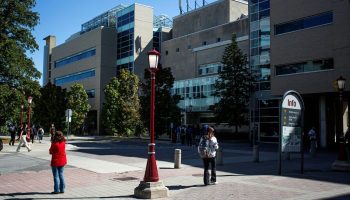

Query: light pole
left=20, top=105, right=24, bottom=127
left=336, top=76, right=347, bottom=161
left=134, top=49, right=168, bottom=198
left=27, top=96, right=33, bottom=141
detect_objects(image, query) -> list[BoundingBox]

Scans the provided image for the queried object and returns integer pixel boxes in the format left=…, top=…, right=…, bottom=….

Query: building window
left=187, top=45, right=191, bottom=49
left=275, top=58, right=334, bottom=76
left=217, top=37, right=221, bottom=42
left=203, top=41, right=207, bottom=45
left=176, top=48, right=179, bottom=52
left=117, top=28, right=134, bottom=60
left=198, top=63, right=222, bottom=76
left=55, top=69, right=95, bottom=86
left=165, top=50, right=168, bottom=55
left=117, top=11, right=134, bottom=27
left=86, top=89, right=95, bottom=98
left=275, top=11, right=333, bottom=35
left=55, top=48, right=96, bottom=68
left=117, top=62, right=134, bottom=75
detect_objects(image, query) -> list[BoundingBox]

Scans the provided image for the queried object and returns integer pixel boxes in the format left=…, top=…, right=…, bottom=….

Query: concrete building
left=43, top=4, right=171, bottom=134
left=249, top=0, right=350, bottom=147
left=161, top=0, right=249, bottom=130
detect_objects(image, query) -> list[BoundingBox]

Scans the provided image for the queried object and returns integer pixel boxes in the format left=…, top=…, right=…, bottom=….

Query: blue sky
left=30, top=0, right=215, bottom=85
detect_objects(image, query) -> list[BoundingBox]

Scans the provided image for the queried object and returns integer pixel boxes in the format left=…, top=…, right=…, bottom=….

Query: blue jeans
left=202, top=157, right=216, bottom=185
left=52, top=166, right=65, bottom=193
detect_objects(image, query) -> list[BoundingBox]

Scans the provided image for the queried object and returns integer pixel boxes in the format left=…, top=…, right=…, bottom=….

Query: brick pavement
left=0, top=136, right=350, bottom=200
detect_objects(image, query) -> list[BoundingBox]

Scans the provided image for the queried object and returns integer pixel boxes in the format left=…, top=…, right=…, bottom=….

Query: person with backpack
left=198, top=126, right=219, bottom=186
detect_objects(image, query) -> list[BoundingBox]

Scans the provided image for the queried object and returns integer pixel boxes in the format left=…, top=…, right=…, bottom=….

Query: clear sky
left=29, top=0, right=216, bottom=85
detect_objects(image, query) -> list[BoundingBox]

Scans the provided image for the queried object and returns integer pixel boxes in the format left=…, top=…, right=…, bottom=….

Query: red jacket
left=49, top=141, right=67, bottom=167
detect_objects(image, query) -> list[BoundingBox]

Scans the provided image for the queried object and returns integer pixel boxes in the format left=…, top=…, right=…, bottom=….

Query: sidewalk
left=0, top=136, right=350, bottom=200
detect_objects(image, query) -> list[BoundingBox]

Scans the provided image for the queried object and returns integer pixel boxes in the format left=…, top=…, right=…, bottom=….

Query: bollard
left=253, top=145, right=259, bottom=163
left=216, top=147, right=223, bottom=165
left=174, top=149, right=181, bottom=168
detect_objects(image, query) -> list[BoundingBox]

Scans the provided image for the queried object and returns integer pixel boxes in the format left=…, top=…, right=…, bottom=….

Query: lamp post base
left=134, top=180, right=169, bottom=199
left=332, top=160, right=350, bottom=172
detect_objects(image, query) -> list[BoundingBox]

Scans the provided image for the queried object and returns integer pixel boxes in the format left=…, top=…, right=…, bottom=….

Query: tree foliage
left=141, top=66, right=181, bottom=137
left=211, top=34, right=254, bottom=133
left=67, top=84, right=90, bottom=133
left=102, top=69, right=141, bottom=136
left=33, top=82, right=67, bottom=131
left=0, top=0, right=41, bottom=126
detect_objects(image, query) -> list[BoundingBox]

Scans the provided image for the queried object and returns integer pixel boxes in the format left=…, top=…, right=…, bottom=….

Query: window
left=275, top=12, right=333, bottom=35
left=187, top=45, right=191, bottom=49
left=203, top=41, right=207, bottom=45
left=117, top=28, right=134, bottom=60
left=55, top=48, right=96, bottom=68
left=217, top=37, right=221, bottom=42
left=165, top=50, right=168, bottom=55
left=275, top=58, right=334, bottom=75
left=176, top=48, right=179, bottom=52
left=86, top=89, right=95, bottom=98
left=55, top=69, right=95, bottom=86
left=198, top=63, right=222, bottom=76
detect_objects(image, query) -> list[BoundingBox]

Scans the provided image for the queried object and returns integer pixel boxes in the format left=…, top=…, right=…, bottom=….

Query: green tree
left=0, top=0, right=41, bottom=126
left=211, top=34, right=254, bottom=134
left=140, top=66, right=181, bottom=138
left=102, top=69, right=141, bottom=136
left=67, top=84, right=90, bottom=134
left=33, top=82, right=67, bottom=131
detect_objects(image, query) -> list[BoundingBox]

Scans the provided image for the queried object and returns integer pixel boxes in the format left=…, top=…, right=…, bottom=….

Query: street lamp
left=20, top=105, right=24, bottom=127
left=336, top=76, right=347, bottom=161
left=134, top=49, right=168, bottom=198
left=27, top=96, right=33, bottom=141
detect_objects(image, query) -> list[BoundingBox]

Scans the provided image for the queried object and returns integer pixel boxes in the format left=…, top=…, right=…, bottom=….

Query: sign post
left=279, top=91, right=304, bottom=175
left=65, top=109, right=72, bottom=142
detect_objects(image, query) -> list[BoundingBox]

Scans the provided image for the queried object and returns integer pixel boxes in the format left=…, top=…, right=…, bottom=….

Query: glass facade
left=172, top=76, right=220, bottom=112
left=275, top=12, right=333, bottom=35
left=276, top=58, right=334, bottom=75
left=116, top=6, right=135, bottom=75
left=249, top=0, right=280, bottom=142
left=55, top=48, right=96, bottom=68
left=55, top=69, right=95, bottom=86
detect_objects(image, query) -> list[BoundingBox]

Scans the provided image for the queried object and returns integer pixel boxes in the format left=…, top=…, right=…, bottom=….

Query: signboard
left=280, top=91, right=304, bottom=153
left=65, top=109, right=72, bottom=117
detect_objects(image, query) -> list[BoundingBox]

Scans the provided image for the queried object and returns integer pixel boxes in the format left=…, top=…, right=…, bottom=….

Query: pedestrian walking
left=198, top=126, right=219, bottom=186
left=31, top=124, right=37, bottom=143
left=49, top=131, right=67, bottom=194
left=38, top=126, right=44, bottom=143
left=50, top=124, right=56, bottom=141
left=16, top=125, right=32, bottom=152
left=308, top=126, right=317, bottom=157
left=8, top=123, right=16, bottom=146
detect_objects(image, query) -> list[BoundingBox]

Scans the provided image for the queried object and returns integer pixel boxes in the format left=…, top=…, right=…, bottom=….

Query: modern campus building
left=161, top=0, right=249, bottom=132
left=249, top=0, right=350, bottom=147
left=43, top=4, right=172, bottom=134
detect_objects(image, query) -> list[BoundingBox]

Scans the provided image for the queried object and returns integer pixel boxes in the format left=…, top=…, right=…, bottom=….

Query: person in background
left=37, top=126, right=44, bottom=143
left=308, top=126, right=317, bottom=157
left=50, top=124, right=56, bottom=141
left=16, top=124, right=31, bottom=152
left=49, top=131, right=67, bottom=194
left=8, top=123, right=16, bottom=146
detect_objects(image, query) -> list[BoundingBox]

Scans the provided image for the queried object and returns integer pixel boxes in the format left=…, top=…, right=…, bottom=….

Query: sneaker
left=210, top=181, right=218, bottom=185
left=51, top=191, right=59, bottom=194
left=28, top=148, right=32, bottom=152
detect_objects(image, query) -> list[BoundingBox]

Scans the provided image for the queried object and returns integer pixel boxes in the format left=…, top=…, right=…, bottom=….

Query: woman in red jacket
left=49, top=131, right=67, bottom=194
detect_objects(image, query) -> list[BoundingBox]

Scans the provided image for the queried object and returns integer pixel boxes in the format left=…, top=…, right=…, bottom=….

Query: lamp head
left=337, top=76, right=346, bottom=91
left=28, top=96, right=33, bottom=104
left=148, top=48, right=160, bottom=70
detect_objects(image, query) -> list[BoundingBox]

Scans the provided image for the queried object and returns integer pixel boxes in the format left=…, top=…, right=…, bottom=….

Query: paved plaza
left=0, top=136, right=350, bottom=200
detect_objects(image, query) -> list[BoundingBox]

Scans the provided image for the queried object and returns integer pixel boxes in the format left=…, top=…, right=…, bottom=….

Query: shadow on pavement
left=167, top=184, right=204, bottom=191
left=4, top=194, right=135, bottom=200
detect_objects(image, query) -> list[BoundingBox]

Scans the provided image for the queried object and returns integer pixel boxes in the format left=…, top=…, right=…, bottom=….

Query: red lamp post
left=20, top=105, right=24, bottom=127
left=143, top=48, right=160, bottom=182
left=336, top=76, right=347, bottom=161
left=27, top=96, right=33, bottom=140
